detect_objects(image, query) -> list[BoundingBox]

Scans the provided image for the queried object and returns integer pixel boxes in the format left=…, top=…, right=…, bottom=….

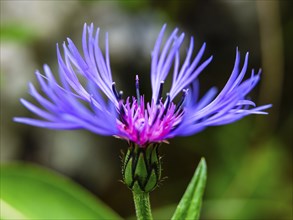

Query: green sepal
left=144, top=169, right=157, bottom=192
left=171, top=158, right=207, bottom=220
left=135, top=153, right=148, bottom=184
left=124, top=157, right=133, bottom=186
left=122, top=143, right=161, bottom=192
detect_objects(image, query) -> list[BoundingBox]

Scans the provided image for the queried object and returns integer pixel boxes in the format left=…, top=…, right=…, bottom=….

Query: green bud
left=122, top=143, right=161, bottom=192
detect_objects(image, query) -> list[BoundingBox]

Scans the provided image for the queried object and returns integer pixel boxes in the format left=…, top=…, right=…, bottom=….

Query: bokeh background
left=1, top=0, right=292, bottom=219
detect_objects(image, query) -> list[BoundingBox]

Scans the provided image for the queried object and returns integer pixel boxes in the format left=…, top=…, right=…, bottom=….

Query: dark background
left=1, top=0, right=292, bottom=219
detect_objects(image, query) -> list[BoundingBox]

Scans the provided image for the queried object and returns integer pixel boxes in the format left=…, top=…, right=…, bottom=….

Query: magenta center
left=117, top=96, right=183, bottom=146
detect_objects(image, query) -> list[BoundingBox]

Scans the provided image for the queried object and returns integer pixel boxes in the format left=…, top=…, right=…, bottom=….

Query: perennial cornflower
left=15, top=24, right=271, bottom=194
left=14, top=23, right=270, bottom=143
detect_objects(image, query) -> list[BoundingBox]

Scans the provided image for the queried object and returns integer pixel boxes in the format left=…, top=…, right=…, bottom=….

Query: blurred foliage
left=1, top=24, right=39, bottom=43
left=1, top=0, right=292, bottom=219
left=1, top=163, right=121, bottom=219
left=202, top=132, right=292, bottom=219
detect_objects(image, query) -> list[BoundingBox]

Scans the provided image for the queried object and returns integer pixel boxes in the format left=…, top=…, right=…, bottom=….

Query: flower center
left=113, top=76, right=186, bottom=147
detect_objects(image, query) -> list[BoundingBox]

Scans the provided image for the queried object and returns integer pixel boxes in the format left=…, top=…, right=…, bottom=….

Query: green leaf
left=171, top=158, right=207, bottom=220
left=0, top=163, right=122, bottom=220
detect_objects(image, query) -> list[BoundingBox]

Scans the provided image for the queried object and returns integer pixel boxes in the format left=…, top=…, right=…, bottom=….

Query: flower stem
left=132, top=187, right=153, bottom=220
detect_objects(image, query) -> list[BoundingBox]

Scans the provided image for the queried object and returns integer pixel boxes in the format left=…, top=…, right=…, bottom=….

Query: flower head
left=14, top=23, right=271, bottom=148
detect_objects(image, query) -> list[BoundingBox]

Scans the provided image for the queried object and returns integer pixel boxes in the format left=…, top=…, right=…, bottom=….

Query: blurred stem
left=256, top=1, right=284, bottom=133
left=132, top=189, right=153, bottom=220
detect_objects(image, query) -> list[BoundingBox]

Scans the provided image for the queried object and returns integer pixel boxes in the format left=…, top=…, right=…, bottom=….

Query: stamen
left=119, top=103, right=128, bottom=126
left=112, top=82, right=120, bottom=100
left=175, top=89, right=188, bottom=113
left=135, top=75, right=140, bottom=105
left=161, top=93, right=171, bottom=119
left=156, top=81, right=164, bottom=104
left=164, top=93, right=171, bottom=109
left=118, top=91, right=123, bottom=100
left=152, top=105, right=161, bottom=126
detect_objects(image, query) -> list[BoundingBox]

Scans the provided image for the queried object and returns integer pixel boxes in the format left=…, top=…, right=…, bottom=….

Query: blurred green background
left=1, top=0, right=292, bottom=219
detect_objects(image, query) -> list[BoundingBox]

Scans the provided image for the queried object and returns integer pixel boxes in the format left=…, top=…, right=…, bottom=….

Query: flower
left=15, top=23, right=272, bottom=192
left=14, top=23, right=271, bottom=147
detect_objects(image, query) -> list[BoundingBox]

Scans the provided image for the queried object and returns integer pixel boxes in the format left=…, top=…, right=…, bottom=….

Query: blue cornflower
left=14, top=24, right=271, bottom=147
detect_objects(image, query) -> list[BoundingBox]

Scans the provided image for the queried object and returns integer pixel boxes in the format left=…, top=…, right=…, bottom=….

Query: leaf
left=171, top=158, right=207, bottom=220
left=0, top=163, right=122, bottom=220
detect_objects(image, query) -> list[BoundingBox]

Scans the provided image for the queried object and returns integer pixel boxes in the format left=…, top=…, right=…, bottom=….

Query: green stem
left=132, top=189, right=153, bottom=220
